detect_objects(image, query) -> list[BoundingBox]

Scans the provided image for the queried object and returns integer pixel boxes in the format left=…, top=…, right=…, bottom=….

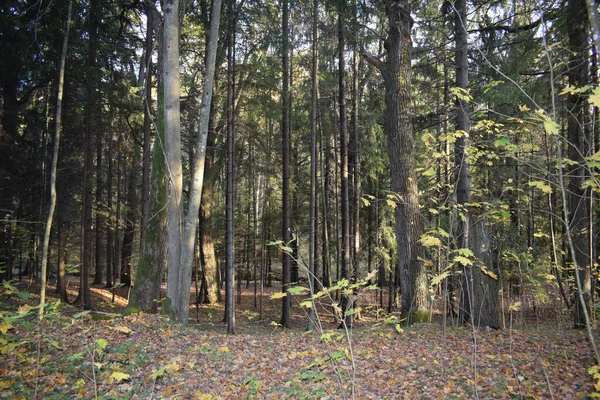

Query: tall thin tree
left=39, top=0, right=72, bottom=319
left=281, top=0, right=292, bottom=329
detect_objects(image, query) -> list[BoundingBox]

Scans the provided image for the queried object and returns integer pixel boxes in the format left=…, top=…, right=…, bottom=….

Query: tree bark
left=163, top=0, right=183, bottom=318
left=307, top=0, right=319, bottom=331
left=80, top=0, right=99, bottom=310
left=40, top=0, right=72, bottom=318
left=280, top=0, right=292, bottom=329
left=566, top=0, right=592, bottom=329
left=225, top=0, right=236, bottom=334
left=338, top=0, right=352, bottom=328
left=364, top=0, right=429, bottom=323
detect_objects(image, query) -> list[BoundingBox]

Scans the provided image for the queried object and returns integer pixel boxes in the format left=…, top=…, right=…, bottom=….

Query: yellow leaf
left=112, top=326, right=131, bottom=335
left=0, top=321, right=13, bottom=334
left=166, top=362, right=181, bottom=372
left=110, top=371, right=130, bottom=382
left=420, top=234, right=442, bottom=248
left=17, top=305, right=31, bottom=315
left=590, top=88, right=600, bottom=108
left=270, top=292, right=287, bottom=299
left=217, top=347, right=230, bottom=353
left=519, top=104, right=530, bottom=112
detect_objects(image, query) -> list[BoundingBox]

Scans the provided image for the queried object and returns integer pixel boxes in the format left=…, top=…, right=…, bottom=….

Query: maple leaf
left=109, top=371, right=130, bottom=382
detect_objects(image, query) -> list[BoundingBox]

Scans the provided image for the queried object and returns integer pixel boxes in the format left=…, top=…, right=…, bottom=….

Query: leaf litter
left=0, top=285, right=594, bottom=399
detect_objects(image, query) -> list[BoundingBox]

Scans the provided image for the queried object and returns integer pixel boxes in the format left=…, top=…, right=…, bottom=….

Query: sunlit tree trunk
left=225, top=0, right=236, bottom=333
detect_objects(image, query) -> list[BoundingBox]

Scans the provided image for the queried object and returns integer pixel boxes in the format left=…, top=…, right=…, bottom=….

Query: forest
left=1, top=0, right=600, bottom=398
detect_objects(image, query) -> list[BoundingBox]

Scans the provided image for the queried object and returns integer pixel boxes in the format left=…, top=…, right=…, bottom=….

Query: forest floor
left=0, top=277, right=596, bottom=399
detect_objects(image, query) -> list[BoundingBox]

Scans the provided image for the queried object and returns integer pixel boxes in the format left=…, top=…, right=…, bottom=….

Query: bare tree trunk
left=80, top=0, right=98, bottom=310
left=338, top=0, right=352, bottom=328
left=225, top=0, right=236, bottom=334
left=280, top=0, right=292, bottom=329
left=566, top=0, right=592, bottom=329
left=177, top=0, right=223, bottom=324
left=93, top=129, right=104, bottom=286
left=363, top=0, right=428, bottom=323
left=105, top=135, right=115, bottom=288
left=40, top=0, right=72, bottom=318
left=308, top=0, right=319, bottom=331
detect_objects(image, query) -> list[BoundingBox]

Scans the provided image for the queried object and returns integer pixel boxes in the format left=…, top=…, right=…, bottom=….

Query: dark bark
left=93, top=130, right=104, bottom=286
left=281, top=0, right=292, bottom=329
left=565, top=0, right=592, bottom=329
left=80, top=0, right=99, bottom=310
left=105, top=136, right=114, bottom=289
left=120, top=167, right=137, bottom=288
left=56, top=206, right=68, bottom=303
left=364, top=0, right=429, bottom=322
left=338, top=0, right=352, bottom=328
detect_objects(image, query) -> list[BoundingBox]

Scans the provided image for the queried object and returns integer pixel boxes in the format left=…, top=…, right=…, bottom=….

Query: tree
left=39, top=0, right=73, bottom=319
left=225, top=0, right=236, bottom=334
left=564, top=0, right=592, bottom=329
left=338, top=0, right=352, bottom=328
left=280, top=0, right=292, bottom=329
left=79, top=0, right=100, bottom=310
left=364, top=0, right=429, bottom=323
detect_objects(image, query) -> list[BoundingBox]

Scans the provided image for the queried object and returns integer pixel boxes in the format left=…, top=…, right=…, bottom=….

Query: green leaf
left=430, top=271, right=450, bottom=287
left=539, top=112, right=559, bottom=136
left=422, top=168, right=436, bottom=177
left=73, top=310, right=91, bottom=319
left=287, top=286, right=309, bottom=295
left=95, top=338, right=108, bottom=352
left=151, top=366, right=167, bottom=380
left=300, top=300, right=313, bottom=309
left=386, top=199, right=397, bottom=208
left=455, top=248, right=474, bottom=258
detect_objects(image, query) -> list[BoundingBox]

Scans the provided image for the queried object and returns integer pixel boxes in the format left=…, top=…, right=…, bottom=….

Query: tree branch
left=362, top=52, right=384, bottom=72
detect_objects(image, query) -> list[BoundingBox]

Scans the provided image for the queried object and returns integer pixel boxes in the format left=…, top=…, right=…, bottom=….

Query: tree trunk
left=471, top=217, right=500, bottom=329
left=163, top=0, right=184, bottom=318
left=338, top=0, right=352, bottom=328
left=566, top=0, right=592, bottom=329
left=176, top=0, right=222, bottom=324
left=105, top=134, right=114, bottom=288
left=120, top=167, right=137, bottom=288
left=93, top=128, right=104, bottom=286
left=127, top=79, right=167, bottom=313
left=364, top=0, right=428, bottom=323
left=225, top=0, right=236, bottom=334
left=280, top=0, right=292, bottom=329
left=40, top=0, right=72, bottom=318
left=307, top=0, right=319, bottom=332
left=80, top=0, right=99, bottom=310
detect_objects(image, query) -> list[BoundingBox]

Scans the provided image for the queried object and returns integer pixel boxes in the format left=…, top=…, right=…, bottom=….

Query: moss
left=406, top=309, right=432, bottom=325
